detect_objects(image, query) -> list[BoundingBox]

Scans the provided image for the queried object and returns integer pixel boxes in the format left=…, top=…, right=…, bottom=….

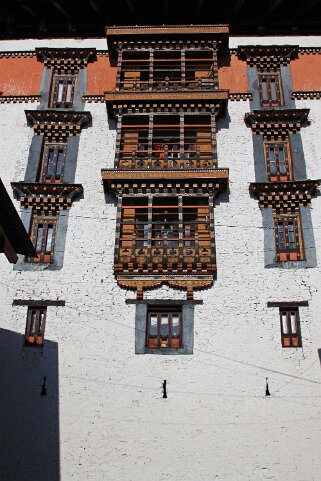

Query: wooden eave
left=106, top=24, right=229, bottom=54
left=0, top=178, right=36, bottom=259
left=245, top=109, right=310, bottom=126
left=249, top=180, right=320, bottom=197
left=237, top=45, right=299, bottom=63
left=105, top=90, right=229, bottom=117
left=25, top=110, right=92, bottom=128
left=11, top=182, right=83, bottom=199
left=36, top=47, right=97, bottom=63
left=102, top=168, right=229, bottom=195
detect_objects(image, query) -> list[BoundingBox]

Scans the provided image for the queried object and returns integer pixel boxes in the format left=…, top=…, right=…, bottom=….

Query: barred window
left=258, top=72, right=283, bottom=107
left=274, top=214, right=304, bottom=262
left=147, top=306, right=182, bottom=349
left=264, top=141, right=292, bottom=181
left=28, top=214, right=58, bottom=264
left=280, top=308, right=302, bottom=347
left=25, top=306, right=47, bottom=347
left=50, top=74, right=76, bottom=108
left=39, top=142, right=66, bottom=183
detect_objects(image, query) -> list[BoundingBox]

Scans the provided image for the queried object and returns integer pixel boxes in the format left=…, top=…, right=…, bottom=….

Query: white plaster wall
left=1, top=45, right=321, bottom=481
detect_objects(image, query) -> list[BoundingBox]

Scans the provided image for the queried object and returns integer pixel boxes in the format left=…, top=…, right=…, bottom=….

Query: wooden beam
left=164, top=0, right=169, bottom=16
left=126, top=0, right=136, bottom=21
left=196, top=0, right=205, bottom=15
left=18, top=0, right=42, bottom=20
left=89, top=0, right=104, bottom=18
left=265, top=0, right=284, bottom=16
left=233, top=0, right=247, bottom=14
left=301, top=0, right=321, bottom=14
left=51, top=0, right=71, bottom=20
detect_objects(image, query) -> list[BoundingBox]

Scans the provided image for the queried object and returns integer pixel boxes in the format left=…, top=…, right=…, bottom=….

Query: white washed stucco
left=0, top=40, right=321, bottom=481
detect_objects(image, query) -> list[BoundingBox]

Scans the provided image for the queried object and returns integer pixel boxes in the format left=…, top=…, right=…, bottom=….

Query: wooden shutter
left=123, top=70, right=140, bottom=88
left=122, top=208, right=135, bottom=247
left=197, top=207, right=210, bottom=247
left=196, top=130, right=211, bottom=156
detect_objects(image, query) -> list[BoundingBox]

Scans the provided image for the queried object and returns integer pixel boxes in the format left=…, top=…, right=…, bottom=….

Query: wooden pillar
left=149, top=49, right=154, bottom=89
left=116, top=46, right=123, bottom=91
left=115, top=113, right=123, bottom=168
left=114, top=195, right=123, bottom=268
left=210, top=109, right=217, bottom=167
left=180, top=112, right=185, bottom=165
left=211, top=41, right=219, bottom=88
left=148, top=113, right=153, bottom=169
left=181, top=50, right=186, bottom=88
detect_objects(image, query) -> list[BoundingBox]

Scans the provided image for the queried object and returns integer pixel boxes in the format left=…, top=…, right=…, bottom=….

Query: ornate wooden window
left=274, top=213, right=304, bottom=262
left=25, top=306, right=46, bottom=346
left=50, top=74, right=76, bottom=108
left=117, top=197, right=213, bottom=273
left=264, top=141, right=292, bottom=181
left=119, top=115, right=213, bottom=169
left=28, top=214, right=58, bottom=263
left=118, top=49, right=215, bottom=91
left=38, top=142, right=67, bottom=183
left=258, top=72, right=283, bottom=107
left=147, top=306, right=182, bottom=349
left=280, top=307, right=302, bottom=347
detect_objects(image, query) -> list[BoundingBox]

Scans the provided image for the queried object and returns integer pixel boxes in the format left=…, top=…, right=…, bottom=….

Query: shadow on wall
left=0, top=328, right=59, bottom=481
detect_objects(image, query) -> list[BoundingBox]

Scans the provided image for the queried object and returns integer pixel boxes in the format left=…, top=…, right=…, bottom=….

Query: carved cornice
left=249, top=180, right=320, bottom=211
left=102, top=168, right=229, bottom=196
left=36, top=48, right=97, bottom=74
left=292, top=91, right=321, bottom=100
left=245, top=109, right=310, bottom=136
left=237, top=45, right=299, bottom=70
left=82, top=94, right=105, bottom=103
left=105, top=90, right=228, bottom=117
left=0, top=95, right=40, bottom=103
left=11, top=182, right=83, bottom=213
left=25, top=110, right=92, bottom=141
left=117, top=275, right=214, bottom=296
left=106, top=24, right=229, bottom=54
left=298, top=47, right=321, bottom=54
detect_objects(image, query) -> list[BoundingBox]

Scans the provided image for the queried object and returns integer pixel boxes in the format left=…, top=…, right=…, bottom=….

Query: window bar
left=211, top=43, right=219, bottom=88
left=178, top=195, right=184, bottom=268
left=114, top=195, right=123, bottom=265
left=208, top=195, right=216, bottom=268
left=115, top=114, right=122, bottom=168
left=116, top=48, right=123, bottom=91
left=149, top=49, right=154, bottom=89
left=148, top=114, right=153, bottom=169
left=181, top=50, right=186, bottom=89
left=147, top=196, right=153, bottom=267
left=180, top=113, right=185, bottom=164
left=210, top=111, right=217, bottom=167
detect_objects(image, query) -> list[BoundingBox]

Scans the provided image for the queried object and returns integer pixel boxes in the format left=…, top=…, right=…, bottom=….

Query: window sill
left=143, top=347, right=192, bottom=355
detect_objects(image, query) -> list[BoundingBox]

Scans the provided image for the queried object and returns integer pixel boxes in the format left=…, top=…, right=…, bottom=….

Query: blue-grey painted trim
left=252, top=134, right=266, bottom=182
left=135, top=301, right=195, bottom=355
left=38, top=68, right=53, bottom=109
left=280, top=65, right=296, bottom=109
left=290, top=134, right=308, bottom=180
left=248, top=67, right=261, bottom=110
left=24, top=136, right=43, bottom=183
left=73, top=69, right=86, bottom=111
left=127, top=299, right=203, bottom=305
left=13, top=210, right=69, bottom=271
left=262, top=206, right=317, bottom=269
left=63, top=136, right=80, bottom=183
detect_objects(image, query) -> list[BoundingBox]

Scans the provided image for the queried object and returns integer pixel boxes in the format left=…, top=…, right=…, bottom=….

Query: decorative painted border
left=82, top=94, right=105, bottom=103
left=0, top=51, right=36, bottom=58
left=292, top=91, right=321, bottom=100
left=229, top=92, right=252, bottom=101
left=0, top=95, right=40, bottom=103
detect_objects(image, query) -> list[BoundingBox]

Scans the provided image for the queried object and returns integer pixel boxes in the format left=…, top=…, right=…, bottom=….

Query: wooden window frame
left=258, top=72, right=284, bottom=107
left=39, top=142, right=67, bottom=183
left=280, top=307, right=302, bottom=348
left=50, top=74, right=77, bottom=108
left=146, top=306, right=182, bottom=349
left=27, top=214, right=58, bottom=264
left=264, top=140, right=292, bottom=181
left=274, top=213, right=304, bottom=262
left=25, top=306, right=47, bottom=347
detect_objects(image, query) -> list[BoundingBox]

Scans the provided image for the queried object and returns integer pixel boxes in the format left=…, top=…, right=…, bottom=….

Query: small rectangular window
left=25, top=306, right=47, bottom=347
left=264, top=141, right=292, bottom=181
left=39, top=142, right=67, bottom=183
left=274, top=214, right=304, bottom=262
left=50, top=74, right=76, bottom=108
left=27, top=214, right=58, bottom=264
left=280, top=308, right=301, bottom=347
left=258, top=72, right=283, bottom=107
left=146, top=306, right=182, bottom=349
